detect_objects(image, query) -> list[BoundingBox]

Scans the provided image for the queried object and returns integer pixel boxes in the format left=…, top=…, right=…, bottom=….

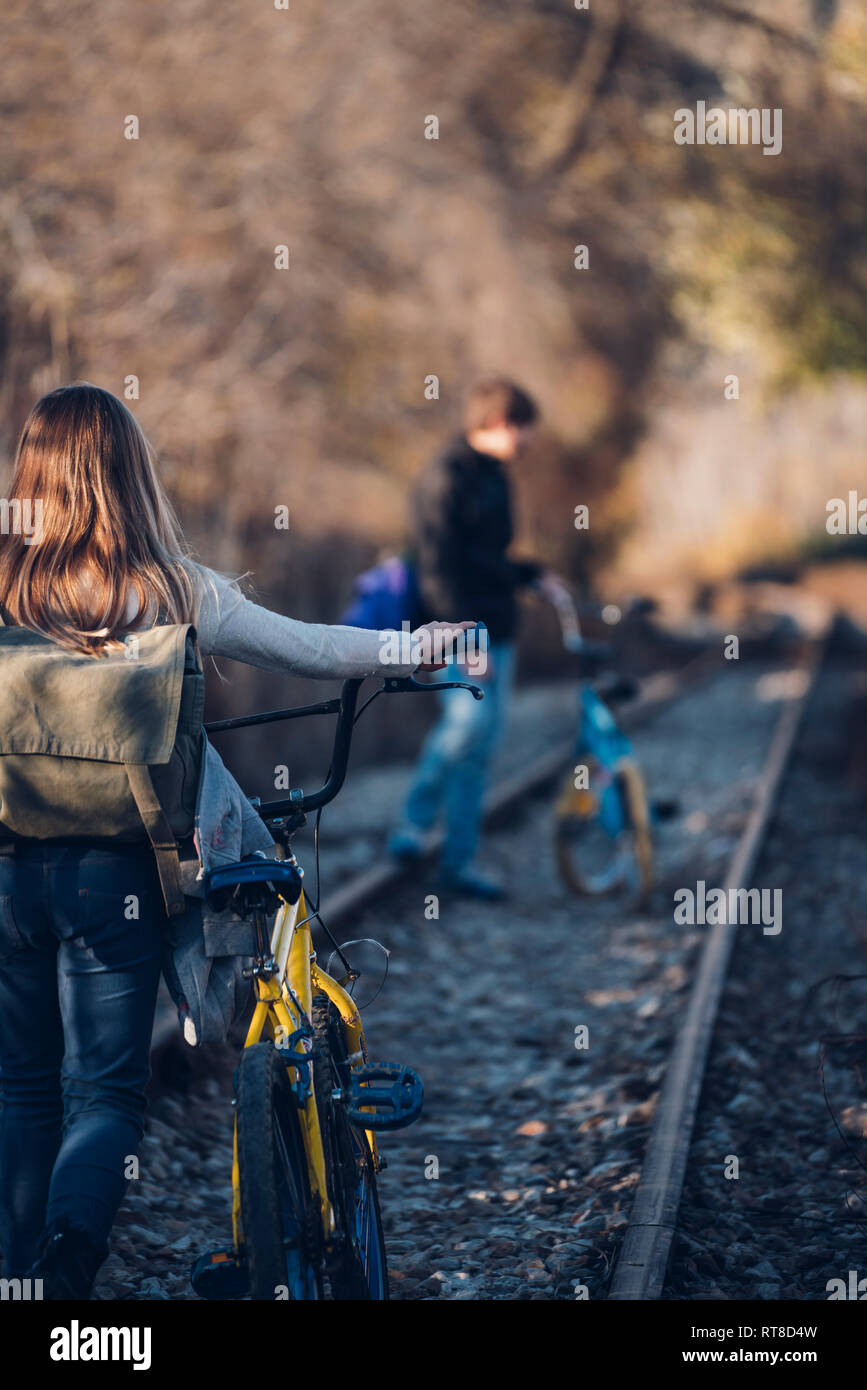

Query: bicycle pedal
left=346, top=1062, right=424, bottom=1131
left=190, top=1248, right=249, bottom=1300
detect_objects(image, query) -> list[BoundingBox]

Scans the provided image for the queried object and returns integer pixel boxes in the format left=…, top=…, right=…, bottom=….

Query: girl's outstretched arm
left=194, top=567, right=475, bottom=679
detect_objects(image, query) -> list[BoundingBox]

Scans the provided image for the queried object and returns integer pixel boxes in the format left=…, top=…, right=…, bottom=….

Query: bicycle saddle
left=203, top=854, right=304, bottom=915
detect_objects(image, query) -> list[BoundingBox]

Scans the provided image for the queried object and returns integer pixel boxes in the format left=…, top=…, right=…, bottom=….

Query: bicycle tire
left=618, top=757, right=654, bottom=909
left=554, top=763, right=652, bottom=906
left=235, top=1040, right=322, bottom=1301
left=311, top=994, right=390, bottom=1300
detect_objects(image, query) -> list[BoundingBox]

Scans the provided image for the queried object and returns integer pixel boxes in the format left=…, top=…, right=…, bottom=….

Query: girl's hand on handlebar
left=414, top=620, right=479, bottom=671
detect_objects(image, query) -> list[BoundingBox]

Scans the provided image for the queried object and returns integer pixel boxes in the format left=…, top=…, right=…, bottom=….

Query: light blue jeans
left=398, top=642, right=514, bottom=872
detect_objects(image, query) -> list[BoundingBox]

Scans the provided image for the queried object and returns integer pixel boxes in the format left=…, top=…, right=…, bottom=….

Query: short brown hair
left=463, top=378, right=539, bottom=433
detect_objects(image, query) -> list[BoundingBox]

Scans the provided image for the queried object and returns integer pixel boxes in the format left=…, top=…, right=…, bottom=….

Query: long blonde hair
left=0, top=383, right=204, bottom=654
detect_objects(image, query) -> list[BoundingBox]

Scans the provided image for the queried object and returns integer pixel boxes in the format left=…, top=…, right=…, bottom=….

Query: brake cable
left=352, top=686, right=385, bottom=723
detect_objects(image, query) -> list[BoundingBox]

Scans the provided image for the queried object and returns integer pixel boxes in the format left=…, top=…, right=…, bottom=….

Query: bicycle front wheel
left=312, top=995, right=389, bottom=1300
left=554, top=762, right=653, bottom=907
left=236, top=1041, right=322, bottom=1301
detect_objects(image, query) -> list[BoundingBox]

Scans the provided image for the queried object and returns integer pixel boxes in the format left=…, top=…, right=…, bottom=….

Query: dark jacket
left=411, top=438, right=540, bottom=643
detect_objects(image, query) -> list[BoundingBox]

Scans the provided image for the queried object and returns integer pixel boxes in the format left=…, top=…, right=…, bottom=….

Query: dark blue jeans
left=0, top=843, right=165, bottom=1276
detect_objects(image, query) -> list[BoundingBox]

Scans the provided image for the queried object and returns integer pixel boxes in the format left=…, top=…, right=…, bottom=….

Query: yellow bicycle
left=190, top=670, right=482, bottom=1301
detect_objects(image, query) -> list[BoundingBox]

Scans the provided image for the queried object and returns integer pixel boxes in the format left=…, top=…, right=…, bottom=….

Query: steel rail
left=607, top=635, right=827, bottom=1300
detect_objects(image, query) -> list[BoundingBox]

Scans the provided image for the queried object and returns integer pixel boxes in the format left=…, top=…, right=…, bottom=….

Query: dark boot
left=26, top=1215, right=108, bottom=1300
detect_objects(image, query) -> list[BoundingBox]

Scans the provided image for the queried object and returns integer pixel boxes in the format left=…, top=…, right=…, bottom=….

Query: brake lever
left=383, top=675, right=484, bottom=700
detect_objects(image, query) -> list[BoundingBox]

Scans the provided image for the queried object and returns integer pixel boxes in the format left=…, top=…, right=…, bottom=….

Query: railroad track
left=111, top=636, right=852, bottom=1301
left=607, top=630, right=828, bottom=1300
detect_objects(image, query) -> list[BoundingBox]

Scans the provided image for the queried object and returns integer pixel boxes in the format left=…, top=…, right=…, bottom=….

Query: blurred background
left=1, top=0, right=865, bottom=783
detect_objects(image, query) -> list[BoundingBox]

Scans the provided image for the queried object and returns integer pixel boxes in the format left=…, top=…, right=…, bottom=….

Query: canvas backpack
left=0, top=622, right=204, bottom=915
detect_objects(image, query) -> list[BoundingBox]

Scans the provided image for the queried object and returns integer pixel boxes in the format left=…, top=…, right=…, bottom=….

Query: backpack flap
left=0, top=624, right=204, bottom=916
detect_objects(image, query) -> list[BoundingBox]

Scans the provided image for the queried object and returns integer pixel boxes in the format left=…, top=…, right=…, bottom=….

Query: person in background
left=389, top=377, right=566, bottom=899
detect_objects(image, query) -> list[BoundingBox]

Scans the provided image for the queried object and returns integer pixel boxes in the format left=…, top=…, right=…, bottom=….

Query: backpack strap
left=124, top=763, right=186, bottom=916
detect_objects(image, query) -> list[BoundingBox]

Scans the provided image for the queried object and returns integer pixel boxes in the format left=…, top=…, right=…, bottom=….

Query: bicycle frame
left=208, top=669, right=482, bottom=1277
left=547, top=585, right=655, bottom=904
left=232, top=887, right=379, bottom=1253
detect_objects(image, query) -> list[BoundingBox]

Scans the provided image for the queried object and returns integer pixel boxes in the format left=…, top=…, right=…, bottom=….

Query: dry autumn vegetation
left=0, top=0, right=865, bottom=773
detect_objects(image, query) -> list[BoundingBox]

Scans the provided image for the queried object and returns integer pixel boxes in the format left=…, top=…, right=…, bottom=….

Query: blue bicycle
left=548, top=591, right=655, bottom=907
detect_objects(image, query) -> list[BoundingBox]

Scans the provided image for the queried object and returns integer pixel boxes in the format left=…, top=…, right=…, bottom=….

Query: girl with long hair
left=0, top=382, right=469, bottom=1298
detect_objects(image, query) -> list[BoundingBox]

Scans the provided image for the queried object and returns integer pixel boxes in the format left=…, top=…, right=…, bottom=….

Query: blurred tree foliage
left=0, top=0, right=864, bottom=762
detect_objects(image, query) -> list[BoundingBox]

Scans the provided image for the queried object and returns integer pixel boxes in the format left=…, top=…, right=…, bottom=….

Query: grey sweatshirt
left=194, top=567, right=419, bottom=679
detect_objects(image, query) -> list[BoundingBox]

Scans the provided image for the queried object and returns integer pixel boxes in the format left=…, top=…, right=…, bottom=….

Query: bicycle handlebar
left=541, top=588, right=615, bottom=667
left=205, top=670, right=484, bottom=822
